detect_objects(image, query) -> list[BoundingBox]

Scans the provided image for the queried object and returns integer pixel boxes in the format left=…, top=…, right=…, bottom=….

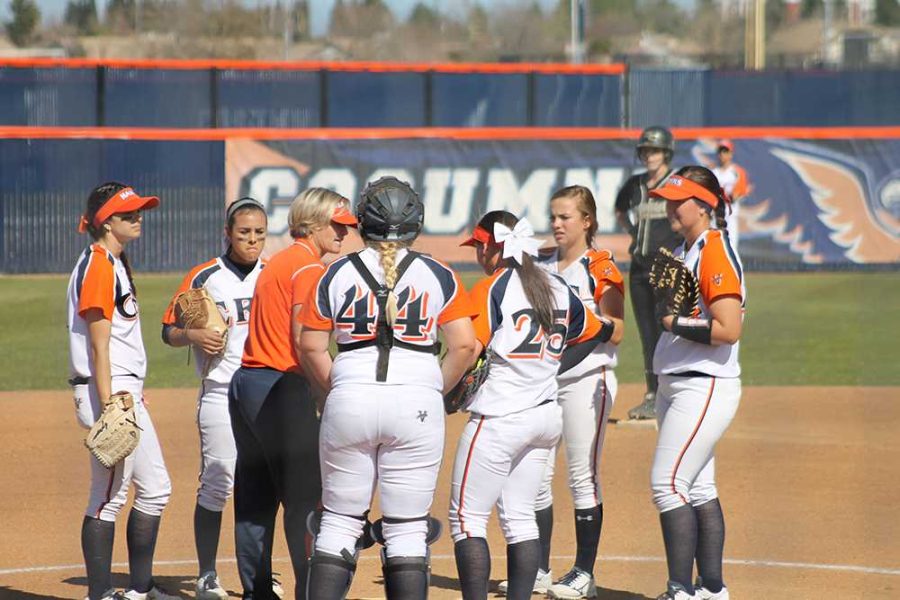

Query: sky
left=26, top=0, right=561, bottom=33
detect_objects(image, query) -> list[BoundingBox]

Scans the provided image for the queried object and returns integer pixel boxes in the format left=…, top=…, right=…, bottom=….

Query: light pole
left=570, top=0, right=585, bottom=64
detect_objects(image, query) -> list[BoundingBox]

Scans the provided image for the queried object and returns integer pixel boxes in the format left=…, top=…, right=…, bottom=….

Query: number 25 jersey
left=466, top=267, right=602, bottom=417
left=302, top=247, right=474, bottom=391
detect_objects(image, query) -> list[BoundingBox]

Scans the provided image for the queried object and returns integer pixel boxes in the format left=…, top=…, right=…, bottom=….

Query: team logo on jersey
left=712, top=273, right=723, bottom=287
left=115, top=289, right=139, bottom=320
left=417, top=410, right=428, bottom=422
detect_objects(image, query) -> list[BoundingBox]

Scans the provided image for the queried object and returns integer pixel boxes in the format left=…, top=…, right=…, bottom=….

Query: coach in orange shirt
left=228, top=188, right=357, bottom=600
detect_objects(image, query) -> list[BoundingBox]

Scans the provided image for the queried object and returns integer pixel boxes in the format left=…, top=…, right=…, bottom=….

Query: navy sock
left=694, top=499, right=725, bottom=593
left=454, top=537, right=491, bottom=599
left=574, top=504, right=603, bottom=574
left=535, top=505, right=553, bottom=572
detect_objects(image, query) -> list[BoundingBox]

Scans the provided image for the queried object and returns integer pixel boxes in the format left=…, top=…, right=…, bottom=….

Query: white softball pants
left=316, top=384, right=445, bottom=559
left=651, top=375, right=740, bottom=513
left=74, top=375, right=172, bottom=521
left=536, top=367, right=617, bottom=511
left=449, top=400, right=562, bottom=545
left=196, top=380, right=237, bottom=512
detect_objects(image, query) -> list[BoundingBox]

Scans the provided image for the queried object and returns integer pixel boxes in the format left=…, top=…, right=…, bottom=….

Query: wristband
left=596, top=317, right=614, bottom=344
left=670, top=316, right=713, bottom=345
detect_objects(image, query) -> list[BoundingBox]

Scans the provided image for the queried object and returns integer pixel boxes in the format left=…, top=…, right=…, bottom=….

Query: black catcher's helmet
left=636, top=126, right=675, bottom=161
left=357, top=176, right=424, bottom=243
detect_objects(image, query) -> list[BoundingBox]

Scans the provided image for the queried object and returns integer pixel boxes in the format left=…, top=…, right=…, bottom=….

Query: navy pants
left=229, top=367, right=321, bottom=600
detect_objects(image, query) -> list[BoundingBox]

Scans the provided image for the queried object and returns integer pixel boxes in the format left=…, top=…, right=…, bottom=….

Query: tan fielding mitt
left=174, top=288, right=228, bottom=347
left=85, top=391, right=141, bottom=468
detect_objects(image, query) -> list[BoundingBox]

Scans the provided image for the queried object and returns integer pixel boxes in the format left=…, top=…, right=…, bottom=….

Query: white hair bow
left=493, top=218, right=545, bottom=265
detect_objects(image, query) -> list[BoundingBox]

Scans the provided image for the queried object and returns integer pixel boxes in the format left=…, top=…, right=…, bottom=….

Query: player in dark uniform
left=614, top=126, right=682, bottom=421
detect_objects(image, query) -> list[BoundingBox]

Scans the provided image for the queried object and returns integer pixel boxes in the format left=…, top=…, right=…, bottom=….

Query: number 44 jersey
left=466, top=267, right=602, bottom=417
left=301, top=247, right=475, bottom=391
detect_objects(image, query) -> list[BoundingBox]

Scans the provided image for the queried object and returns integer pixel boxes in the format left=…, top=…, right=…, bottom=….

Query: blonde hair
left=550, top=185, right=599, bottom=247
left=368, top=240, right=408, bottom=326
left=288, top=187, right=348, bottom=238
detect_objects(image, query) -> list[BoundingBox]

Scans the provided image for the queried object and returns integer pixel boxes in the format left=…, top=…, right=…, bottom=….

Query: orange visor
left=331, top=205, right=358, bottom=226
left=460, top=224, right=492, bottom=247
left=78, top=187, right=160, bottom=233
left=649, top=175, right=719, bottom=209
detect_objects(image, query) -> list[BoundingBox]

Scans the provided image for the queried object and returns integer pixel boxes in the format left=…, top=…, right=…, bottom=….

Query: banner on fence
left=226, top=136, right=900, bottom=265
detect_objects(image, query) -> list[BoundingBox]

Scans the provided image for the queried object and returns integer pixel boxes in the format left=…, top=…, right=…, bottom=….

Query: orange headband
left=649, top=175, right=719, bottom=209
left=78, top=187, right=160, bottom=233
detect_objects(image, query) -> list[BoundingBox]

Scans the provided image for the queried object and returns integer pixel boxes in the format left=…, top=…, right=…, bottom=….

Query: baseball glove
left=85, top=391, right=142, bottom=468
left=174, top=287, right=228, bottom=355
left=443, top=350, right=492, bottom=415
left=649, top=247, right=700, bottom=320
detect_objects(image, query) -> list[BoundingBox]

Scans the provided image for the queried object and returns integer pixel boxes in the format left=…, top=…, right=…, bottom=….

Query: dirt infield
left=1, top=385, right=898, bottom=599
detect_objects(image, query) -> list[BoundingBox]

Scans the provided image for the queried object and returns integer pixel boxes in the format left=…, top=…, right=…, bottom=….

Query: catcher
left=67, top=182, right=176, bottom=600
left=648, top=167, right=745, bottom=600
left=161, top=197, right=267, bottom=600
left=448, top=211, right=614, bottom=600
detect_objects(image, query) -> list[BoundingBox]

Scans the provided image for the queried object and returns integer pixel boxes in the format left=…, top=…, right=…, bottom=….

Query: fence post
left=319, top=68, right=329, bottom=127
left=526, top=71, right=536, bottom=126
left=209, top=67, right=219, bottom=128
left=424, top=70, right=433, bottom=127
left=96, top=65, right=106, bottom=126
left=621, top=64, right=629, bottom=129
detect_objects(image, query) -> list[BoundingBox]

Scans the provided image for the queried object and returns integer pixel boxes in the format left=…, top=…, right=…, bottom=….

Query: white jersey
left=536, top=247, right=624, bottom=377
left=67, top=244, right=147, bottom=380
left=163, top=255, right=265, bottom=384
left=302, top=247, right=474, bottom=391
left=466, top=268, right=601, bottom=417
left=653, top=229, right=745, bottom=378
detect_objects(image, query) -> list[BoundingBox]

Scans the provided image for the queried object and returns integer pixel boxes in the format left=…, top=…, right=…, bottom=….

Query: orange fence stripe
left=2, top=126, right=900, bottom=141
left=0, top=57, right=626, bottom=75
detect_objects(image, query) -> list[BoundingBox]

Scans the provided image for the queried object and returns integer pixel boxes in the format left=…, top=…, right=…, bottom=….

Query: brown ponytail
left=476, top=211, right=556, bottom=334
left=675, top=166, right=729, bottom=231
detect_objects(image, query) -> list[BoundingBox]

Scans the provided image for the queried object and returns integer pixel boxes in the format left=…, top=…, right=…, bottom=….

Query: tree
left=875, top=0, right=900, bottom=25
left=5, top=0, right=40, bottom=46
left=409, top=2, right=439, bottom=29
left=64, top=0, right=98, bottom=34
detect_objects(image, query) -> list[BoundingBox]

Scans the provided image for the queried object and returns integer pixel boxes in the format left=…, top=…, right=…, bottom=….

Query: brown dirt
left=1, top=385, right=898, bottom=599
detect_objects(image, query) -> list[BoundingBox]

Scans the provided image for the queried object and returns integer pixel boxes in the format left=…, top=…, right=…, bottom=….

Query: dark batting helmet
left=636, top=126, right=675, bottom=162
left=357, top=176, right=424, bottom=243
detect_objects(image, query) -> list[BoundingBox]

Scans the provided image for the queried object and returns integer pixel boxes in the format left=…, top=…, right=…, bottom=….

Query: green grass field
left=2, top=271, right=897, bottom=391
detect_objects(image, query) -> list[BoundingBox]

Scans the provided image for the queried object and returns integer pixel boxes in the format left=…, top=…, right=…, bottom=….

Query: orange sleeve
left=292, top=262, right=325, bottom=323
left=468, top=276, right=496, bottom=348
left=589, top=252, right=625, bottom=304
left=732, top=165, right=750, bottom=198
left=438, top=270, right=477, bottom=325
left=699, top=232, right=742, bottom=304
left=78, top=252, right=115, bottom=320
left=566, top=286, right=602, bottom=345
left=299, top=269, right=334, bottom=331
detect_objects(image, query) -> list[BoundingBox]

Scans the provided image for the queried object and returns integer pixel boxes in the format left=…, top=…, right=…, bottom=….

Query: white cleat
left=655, top=581, right=696, bottom=600
left=122, top=584, right=181, bottom=600
left=496, top=568, right=552, bottom=595
left=271, top=574, right=284, bottom=600
left=195, top=572, right=228, bottom=600
left=548, top=567, right=597, bottom=599
left=694, top=578, right=729, bottom=599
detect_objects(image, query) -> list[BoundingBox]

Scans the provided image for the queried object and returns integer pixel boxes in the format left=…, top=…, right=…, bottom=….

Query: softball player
left=229, top=188, right=357, bottom=599
left=449, top=211, right=615, bottom=600
left=67, top=182, right=177, bottom=600
left=648, top=167, right=744, bottom=600
left=526, top=186, right=625, bottom=599
left=299, top=177, right=477, bottom=600
left=615, top=126, right=681, bottom=421
left=711, top=139, right=751, bottom=250
left=161, top=198, right=267, bottom=599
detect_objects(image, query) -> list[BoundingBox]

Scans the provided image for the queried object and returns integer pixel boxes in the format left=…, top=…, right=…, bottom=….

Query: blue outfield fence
left=4, top=130, right=898, bottom=273
left=0, top=139, right=225, bottom=273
